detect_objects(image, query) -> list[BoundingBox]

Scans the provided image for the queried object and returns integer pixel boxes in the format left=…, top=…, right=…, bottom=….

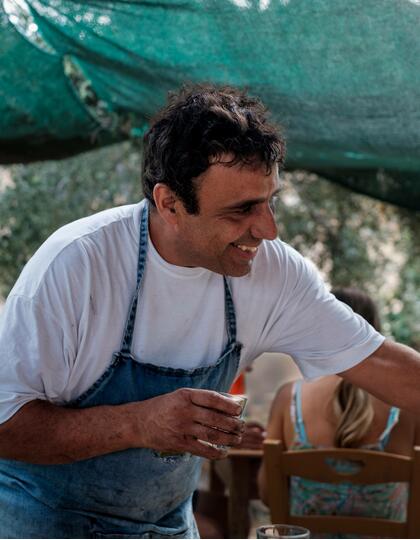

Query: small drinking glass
left=219, top=392, right=248, bottom=419
left=198, top=392, right=248, bottom=450
left=256, top=524, right=310, bottom=538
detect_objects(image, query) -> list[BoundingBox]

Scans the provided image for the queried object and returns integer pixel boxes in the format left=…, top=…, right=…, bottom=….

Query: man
left=0, top=84, right=418, bottom=538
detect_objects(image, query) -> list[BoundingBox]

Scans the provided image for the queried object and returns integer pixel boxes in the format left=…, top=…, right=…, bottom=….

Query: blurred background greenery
left=0, top=141, right=418, bottom=348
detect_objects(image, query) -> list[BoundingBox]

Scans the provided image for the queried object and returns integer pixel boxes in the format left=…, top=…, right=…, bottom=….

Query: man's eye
left=239, top=205, right=253, bottom=214
left=234, top=205, right=253, bottom=215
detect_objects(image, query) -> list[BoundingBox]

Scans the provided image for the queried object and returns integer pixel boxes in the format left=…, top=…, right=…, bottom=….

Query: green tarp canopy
left=1, top=0, right=419, bottom=210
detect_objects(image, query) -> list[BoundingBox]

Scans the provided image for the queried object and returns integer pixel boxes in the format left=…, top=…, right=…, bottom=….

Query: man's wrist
left=119, top=401, right=151, bottom=450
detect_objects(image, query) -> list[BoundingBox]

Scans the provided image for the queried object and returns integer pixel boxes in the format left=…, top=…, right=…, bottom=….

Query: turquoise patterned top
left=289, top=380, right=408, bottom=539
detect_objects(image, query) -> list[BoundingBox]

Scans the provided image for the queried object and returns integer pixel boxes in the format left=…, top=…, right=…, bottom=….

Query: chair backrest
left=263, top=439, right=420, bottom=538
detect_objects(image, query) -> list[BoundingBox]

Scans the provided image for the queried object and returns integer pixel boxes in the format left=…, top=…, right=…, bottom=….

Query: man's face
left=172, top=156, right=280, bottom=277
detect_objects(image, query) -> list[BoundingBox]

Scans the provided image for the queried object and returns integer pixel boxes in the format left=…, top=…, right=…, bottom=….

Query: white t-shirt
left=0, top=201, right=384, bottom=424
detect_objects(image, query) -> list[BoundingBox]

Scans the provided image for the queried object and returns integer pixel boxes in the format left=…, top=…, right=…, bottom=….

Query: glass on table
left=256, top=524, right=310, bottom=538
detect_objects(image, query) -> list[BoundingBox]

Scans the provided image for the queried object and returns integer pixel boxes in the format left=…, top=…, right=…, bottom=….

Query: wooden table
left=210, top=448, right=263, bottom=539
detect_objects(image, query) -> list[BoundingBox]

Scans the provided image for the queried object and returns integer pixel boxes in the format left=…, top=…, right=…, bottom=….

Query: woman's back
left=259, top=375, right=419, bottom=538
left=282, top=376, right=415, bottom=456
left=289, top=378, right=413, bottom=526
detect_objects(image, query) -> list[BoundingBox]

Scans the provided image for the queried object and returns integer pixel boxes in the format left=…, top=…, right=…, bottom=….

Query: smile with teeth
left=233, top=243, right=258, bottom=253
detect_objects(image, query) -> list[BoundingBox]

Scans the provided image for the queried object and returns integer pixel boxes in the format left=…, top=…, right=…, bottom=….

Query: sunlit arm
left=340, top=339, right=420, bottom=414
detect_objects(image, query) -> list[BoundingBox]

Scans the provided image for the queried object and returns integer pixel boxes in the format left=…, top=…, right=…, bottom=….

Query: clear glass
left=218, top=391, right=248, bottom=419
left=256, top=524, right=310, bottom=538
left=197, top=392, right=248, bottom=450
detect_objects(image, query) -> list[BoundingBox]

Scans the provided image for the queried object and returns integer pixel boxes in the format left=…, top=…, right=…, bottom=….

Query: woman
left=258, top=288, right=420, bottom=534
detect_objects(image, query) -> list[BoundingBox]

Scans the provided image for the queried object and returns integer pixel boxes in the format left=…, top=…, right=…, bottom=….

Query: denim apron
left=0, top=202, right=242, bottom=539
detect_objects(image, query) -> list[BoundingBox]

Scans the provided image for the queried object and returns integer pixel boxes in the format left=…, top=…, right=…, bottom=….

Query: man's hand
left=129, top=388, right=245, bottom=459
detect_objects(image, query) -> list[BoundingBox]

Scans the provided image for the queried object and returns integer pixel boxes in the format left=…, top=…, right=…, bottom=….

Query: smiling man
left=0, top=84, right=419, bottom=539
left=150, top=156, right=280, bottom=276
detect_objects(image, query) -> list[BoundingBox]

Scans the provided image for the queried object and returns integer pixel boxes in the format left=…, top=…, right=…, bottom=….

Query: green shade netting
left=1, top=0, right=419, bottom=210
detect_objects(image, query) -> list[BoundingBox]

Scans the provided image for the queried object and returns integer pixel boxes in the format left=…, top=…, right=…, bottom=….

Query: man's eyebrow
left=222, top=188, right=281, bottom=211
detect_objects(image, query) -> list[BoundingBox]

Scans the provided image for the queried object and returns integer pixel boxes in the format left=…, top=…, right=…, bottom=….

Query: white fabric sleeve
left=263, top=247, right=385, bottom=379
left=0, top=295, right=74, bottom=424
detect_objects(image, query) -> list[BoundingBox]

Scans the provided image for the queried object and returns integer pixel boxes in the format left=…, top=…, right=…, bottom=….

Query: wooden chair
left=263, top=439, right=420, bottom=538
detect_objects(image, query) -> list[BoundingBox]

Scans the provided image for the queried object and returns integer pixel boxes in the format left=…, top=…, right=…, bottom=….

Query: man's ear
left=152, top=183, right=182, bottom=226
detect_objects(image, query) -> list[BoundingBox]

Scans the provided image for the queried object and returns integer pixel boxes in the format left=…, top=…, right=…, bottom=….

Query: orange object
left=229, top=373, right=245, bottom=394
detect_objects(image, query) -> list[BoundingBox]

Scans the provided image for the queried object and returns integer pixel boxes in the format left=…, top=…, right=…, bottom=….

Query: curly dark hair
left=141, top=83, right=286, bottom=214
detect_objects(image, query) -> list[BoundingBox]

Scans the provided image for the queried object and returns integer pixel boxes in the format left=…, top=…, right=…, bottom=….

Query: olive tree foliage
left=276, top=172, right=419, bottom=348
left=385, top=212, right=420, bottom=348
left=0, top=143, right=418, bottom=346
left=0, top=142, right=142, bottom=297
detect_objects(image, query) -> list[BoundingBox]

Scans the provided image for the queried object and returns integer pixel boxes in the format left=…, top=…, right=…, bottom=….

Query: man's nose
left=250, top=205, right=278, bottom=241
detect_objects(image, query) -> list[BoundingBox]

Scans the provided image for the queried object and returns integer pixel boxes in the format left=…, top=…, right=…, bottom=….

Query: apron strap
left=120, top=201, right=149, bottom=355
left=223, top=276, right=238, bottom=346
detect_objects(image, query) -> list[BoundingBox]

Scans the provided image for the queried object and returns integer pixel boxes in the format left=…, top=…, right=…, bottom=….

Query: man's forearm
left=0, top=389, right=245, bottom=464
left=340, top=339, right=420, bottom=414
left=0, top=399, right=140, bottom=464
